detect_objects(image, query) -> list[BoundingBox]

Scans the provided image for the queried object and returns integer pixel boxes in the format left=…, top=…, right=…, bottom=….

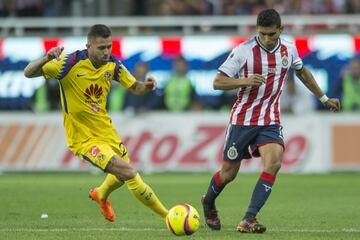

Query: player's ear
left=279, top=26, right=284, bottom=33
left=86, top=43, right=90, bottom=49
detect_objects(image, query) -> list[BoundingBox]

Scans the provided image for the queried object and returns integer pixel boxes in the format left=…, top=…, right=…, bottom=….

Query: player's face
left=257, top=25, right=283, bottom=51
left=87, top=36, right=112, bottom=67
left=350, top=59, right=360, bottom=78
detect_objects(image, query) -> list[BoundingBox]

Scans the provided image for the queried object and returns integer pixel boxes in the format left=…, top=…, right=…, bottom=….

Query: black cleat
left=237, top=217, right=266, bottom=233
left=201, top=195, right=221, bottom=230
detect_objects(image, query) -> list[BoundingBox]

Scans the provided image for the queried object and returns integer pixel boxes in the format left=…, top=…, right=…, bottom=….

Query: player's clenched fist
left=144, top=76, right=157, bottom=91
left=46, top=46, right=64, bottom=61
left=324, top=98, right=341, bottom=112
left=245, top=74, right=266, bottom=86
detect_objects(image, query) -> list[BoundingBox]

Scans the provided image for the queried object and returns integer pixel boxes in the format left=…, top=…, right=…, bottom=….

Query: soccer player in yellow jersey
left=24, top=24, right=168, bottom=223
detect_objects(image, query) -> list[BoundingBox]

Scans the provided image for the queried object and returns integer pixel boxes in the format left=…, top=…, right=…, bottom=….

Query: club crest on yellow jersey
left=104, top=70, right=112, bottom=81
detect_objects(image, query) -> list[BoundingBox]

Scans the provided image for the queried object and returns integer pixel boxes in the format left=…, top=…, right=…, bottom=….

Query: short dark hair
left=87, top=24, right=112, bottom=41
left=257, top=9, right=281, bottom=27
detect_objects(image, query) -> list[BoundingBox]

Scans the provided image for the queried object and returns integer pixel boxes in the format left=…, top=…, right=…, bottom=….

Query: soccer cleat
left=201, top=195, right=221, bottom=230
left=89, top=188, right=115, bottom=222
left=237, top=217, right=266, bottom=233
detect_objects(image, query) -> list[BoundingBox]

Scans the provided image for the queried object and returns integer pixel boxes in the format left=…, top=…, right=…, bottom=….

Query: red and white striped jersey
left=219, top=36, right=303, bottom=126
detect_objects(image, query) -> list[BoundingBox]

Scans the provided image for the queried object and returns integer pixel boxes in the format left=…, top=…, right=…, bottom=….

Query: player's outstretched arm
left=295, top=67, right=341, bottom=112
left=213, top=72, right=265, bottom=90
left=24, top=46, right=64, bottom=78
left=128, top=76, right=157, bottom=95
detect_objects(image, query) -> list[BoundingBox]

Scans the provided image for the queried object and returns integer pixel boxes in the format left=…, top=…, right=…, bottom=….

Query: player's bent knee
left=264, top=162, right=281, bottom=175
left=273, top=161, right=282, bottom=171
left=105, top=156, right=137, bottom=180
left=121, top=168, right=137, bottom=180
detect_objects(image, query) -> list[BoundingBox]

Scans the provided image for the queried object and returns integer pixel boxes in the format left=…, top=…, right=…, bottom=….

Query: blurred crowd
left=31, top=55, right=360, bottom=114
left=0, top=0, right=360, bottom=17
left=1, top=0, right=359, bottom=114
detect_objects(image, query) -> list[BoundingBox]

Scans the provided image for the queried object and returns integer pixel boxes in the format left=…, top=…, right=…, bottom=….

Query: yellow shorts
left=76, top=140, right=130, bottom=171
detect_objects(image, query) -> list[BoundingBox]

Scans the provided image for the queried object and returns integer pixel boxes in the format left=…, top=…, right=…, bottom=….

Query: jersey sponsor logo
left=268, top=67, right=276, bottom=73
left=227, top=145, right=238, bottom=160
left=84, top=84, right=103, bottom=105
left=89, top=146, right=100, bottom=157
left=84, top=84, right=103, bottom=99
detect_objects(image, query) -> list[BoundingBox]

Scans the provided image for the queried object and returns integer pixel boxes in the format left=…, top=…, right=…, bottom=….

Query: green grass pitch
left=0, top=172, right=359, bottom=240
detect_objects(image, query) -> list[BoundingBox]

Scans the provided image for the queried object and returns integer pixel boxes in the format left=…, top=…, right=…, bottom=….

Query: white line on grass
left=0, top=228, right=359, bottom=233
left=272, top=229, right=360, bottom=233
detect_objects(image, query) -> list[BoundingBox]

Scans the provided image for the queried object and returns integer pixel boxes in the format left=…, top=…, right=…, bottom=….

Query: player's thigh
left=77, top=142, right=117, bottom=171
left=106, top=155, right=136, bottom=180
left=250, top=124, right=284, bottom=161
left=258, top=143, right=284, bottom=165
left=223, top=124, right=260, bottom=162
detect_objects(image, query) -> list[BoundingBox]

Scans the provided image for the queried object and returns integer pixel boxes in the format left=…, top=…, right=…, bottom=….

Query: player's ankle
left=244, top=212, right=256, bottom=220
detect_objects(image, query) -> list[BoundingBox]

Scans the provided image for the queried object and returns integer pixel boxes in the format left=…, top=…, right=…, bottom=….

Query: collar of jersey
left=255, top=36, right=281, bottom=54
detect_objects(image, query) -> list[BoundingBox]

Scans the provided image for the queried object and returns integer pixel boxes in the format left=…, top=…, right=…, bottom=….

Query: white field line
left=0, top=228, right=359, bottom=233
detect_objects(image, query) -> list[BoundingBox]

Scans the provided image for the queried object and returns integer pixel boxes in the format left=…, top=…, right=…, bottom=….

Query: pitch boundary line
left=0, top=228, right=359, bottom=233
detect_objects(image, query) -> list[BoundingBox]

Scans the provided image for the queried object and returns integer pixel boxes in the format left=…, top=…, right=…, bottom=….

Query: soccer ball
left=166, top=204, right=200, bottom=236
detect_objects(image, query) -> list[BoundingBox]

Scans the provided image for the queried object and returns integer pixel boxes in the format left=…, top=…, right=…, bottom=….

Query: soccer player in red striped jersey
left=201, top=9, right=340, bottom=233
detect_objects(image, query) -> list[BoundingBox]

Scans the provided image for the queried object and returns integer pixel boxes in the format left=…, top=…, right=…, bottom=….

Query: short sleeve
left=218, top=45, right=246, bottom=77
left=114, top=63, right=136, bottom=89
left=42, top=54, right=67, bottom=80
left=290, top=44, right=303, bottom=71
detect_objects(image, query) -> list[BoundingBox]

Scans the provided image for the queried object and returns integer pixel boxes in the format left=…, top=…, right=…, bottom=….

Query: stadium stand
left=0, top=0, right=359, bottom=111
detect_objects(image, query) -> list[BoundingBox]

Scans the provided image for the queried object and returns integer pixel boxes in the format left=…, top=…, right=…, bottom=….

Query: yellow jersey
left=42, top=50, right=136, bottom=153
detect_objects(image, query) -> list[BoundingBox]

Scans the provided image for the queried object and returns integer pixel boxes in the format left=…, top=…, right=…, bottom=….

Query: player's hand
left=324, top=98, right=341, bottom=112
left=144, top=76, right=157, bottom=91
left=245, top=74, right=266, bottom=86
left=45, top=46, right=64, bottom=61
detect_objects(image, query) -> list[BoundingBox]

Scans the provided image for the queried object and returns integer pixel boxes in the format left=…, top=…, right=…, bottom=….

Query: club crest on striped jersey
left=227, top=146, right=238, bottom=160
left=281, top=55, right=289, bottom=67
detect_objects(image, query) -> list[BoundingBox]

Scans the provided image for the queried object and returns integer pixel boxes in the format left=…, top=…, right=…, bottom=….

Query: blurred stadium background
left=0, top=1, right=360, bottom=239
left=0, top=0, right=359, bottom=173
